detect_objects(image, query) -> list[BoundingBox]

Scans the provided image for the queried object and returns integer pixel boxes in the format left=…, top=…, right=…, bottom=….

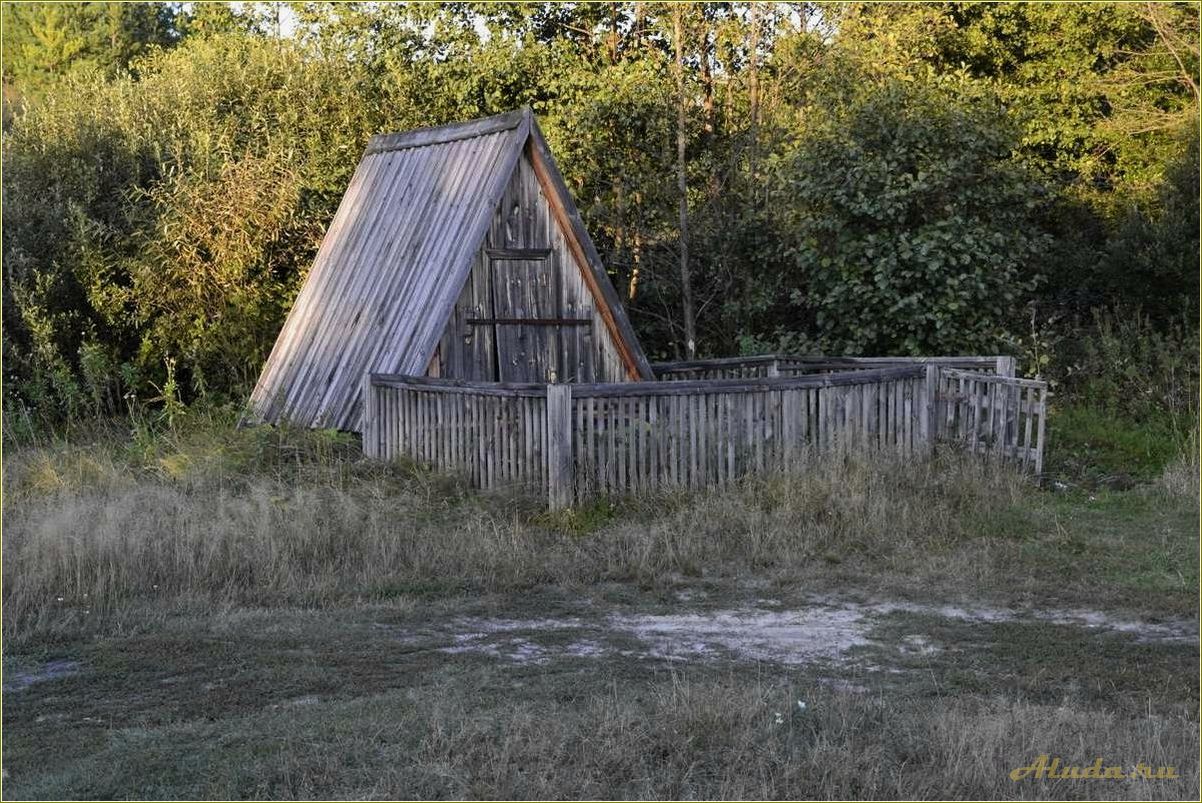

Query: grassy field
left=2, top=412, right=1198, bottom=800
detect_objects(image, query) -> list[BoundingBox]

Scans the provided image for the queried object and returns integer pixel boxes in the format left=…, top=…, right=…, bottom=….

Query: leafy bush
left=1, top=34, right=402, bottom=425
left=764, top=75, right=1052, bottom=355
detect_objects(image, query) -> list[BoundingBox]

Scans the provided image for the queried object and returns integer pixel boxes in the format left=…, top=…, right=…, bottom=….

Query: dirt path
left=4, top=592, right=1196, bottom=800
left=385, top=595, right=1198, bottom=672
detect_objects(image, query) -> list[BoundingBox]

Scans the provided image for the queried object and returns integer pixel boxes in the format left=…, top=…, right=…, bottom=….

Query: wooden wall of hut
left=430, top=151, right=627, bottom=385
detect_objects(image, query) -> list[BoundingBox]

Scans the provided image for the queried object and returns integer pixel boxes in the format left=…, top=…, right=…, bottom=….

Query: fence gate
left=933, top=368, right=1048, bottom=474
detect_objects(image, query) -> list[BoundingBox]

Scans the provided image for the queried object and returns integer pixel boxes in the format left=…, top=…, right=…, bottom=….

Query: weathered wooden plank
left=467, top=392, right=477, bottom=483
left=957, top=374, right=967, bottom=444
left=1023, top=385, right=1035, bottom=470
left=380, top=387, right=389, bottom=461
left=485, top=247, right=553, bottom=261
left=752, top=391, right=764, bottom=471
left=372, top=364, right=925, bottom=397
left=573, top=395, right=584, bottom=494
left=636, top=395, right=647, bottom=493
left=546, top=384, right=573, bottom=509
left=603, top=398, right=614, bottom=494
left=1034, top=386, right=1048, bottom=475
left=585, top=395, right=596, bottom=495
left=671, top=394, right=682, bottom=487
left=802, top=388, right=811, bottom=449
left=652, top=354, right=1008, bottom=378
left=425, top=391, right=435, bottom=465
left=522, top=394, right=534, bottom=484
left=691, top=395, right=702, bottom=486
left=647, top=395, right=659, bottom=491
left=428, top=392, right=437, bottom=467
left=942, top=367, right=1046, bottom=389
left=366, top=109, right=526, bottom=155
left=922, top=364, right=937, bottom=453
left=990, top=379, right=1002, bottom=458
left=780, top=390, right=796, bottom=468
left=361, top=375, right=378, bottom=458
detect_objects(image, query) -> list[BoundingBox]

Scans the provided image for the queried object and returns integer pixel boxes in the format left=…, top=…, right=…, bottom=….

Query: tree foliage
left=763, top=76, right=1051, bottom=355
left=1, top=2, right=181, bottom=114
left=1, top=2, right=1197, bottom=431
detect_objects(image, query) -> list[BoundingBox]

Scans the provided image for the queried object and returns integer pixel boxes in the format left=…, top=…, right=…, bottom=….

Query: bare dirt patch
left=407, top=596, right=1197, bottom=670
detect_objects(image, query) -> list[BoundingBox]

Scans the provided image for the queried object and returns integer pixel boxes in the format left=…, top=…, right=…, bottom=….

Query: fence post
left=995, top=356, right=1017, bottom=448
left=361, top=372, right=378, bottom=459
left=546, top=384, right=574, bottom=510
left=1034, top=385, right=1048, bottom=476
left=767, top=357, right=780, bottom=379
left=922, top=363, right=939, bottom=455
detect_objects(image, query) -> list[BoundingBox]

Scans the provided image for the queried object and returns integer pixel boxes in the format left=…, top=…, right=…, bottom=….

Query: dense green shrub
left=2, top=35, right=388, bottom=430
left=763, top=76, right=1052, bottom=355
left=1, top=4, right=1197, bottom=437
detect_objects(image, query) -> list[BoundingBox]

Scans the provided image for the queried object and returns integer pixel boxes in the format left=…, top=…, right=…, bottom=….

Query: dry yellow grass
left=3, top=430, right=1034, bottom=642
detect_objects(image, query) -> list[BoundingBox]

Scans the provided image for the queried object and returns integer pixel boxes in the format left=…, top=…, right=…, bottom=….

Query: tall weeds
left=2, top=425, right=1028, bottom=643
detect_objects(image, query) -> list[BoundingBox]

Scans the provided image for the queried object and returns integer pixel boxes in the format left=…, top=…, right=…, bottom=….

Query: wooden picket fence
left=362, top=359, right=1047, bottom=508
left=937, top=368, right=1049, bottom=473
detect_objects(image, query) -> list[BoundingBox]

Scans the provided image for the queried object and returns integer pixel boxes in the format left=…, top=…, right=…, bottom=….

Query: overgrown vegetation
left=1042, top=309, right=1200, bottom=488
left=2, top=2, right=1198, bottom=433
left=4, top=414, right=1197, bottom=646
left=3, top=421, right=1197, bottom=799
left=3, top=371, right=1195, bottom=802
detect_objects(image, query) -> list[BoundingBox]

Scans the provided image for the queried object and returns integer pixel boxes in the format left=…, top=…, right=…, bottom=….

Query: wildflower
left=773, top=712, right=784, bottom=725
left=797, top=700, right=807, bottom=712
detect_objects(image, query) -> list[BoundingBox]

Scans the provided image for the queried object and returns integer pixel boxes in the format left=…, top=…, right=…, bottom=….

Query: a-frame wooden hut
left=249, top=108, right=652, bottom=431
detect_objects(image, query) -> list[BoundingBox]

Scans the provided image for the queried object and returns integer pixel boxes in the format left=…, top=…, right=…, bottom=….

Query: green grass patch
left=1044, top=405, right=1188, bottom=487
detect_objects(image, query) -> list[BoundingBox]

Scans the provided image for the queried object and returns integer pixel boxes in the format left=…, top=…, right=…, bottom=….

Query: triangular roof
left=248, top=108, right=651, bottom=431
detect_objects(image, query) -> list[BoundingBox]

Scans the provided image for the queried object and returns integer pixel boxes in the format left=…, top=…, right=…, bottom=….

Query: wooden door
left=485, top=249, right=588, bottom=383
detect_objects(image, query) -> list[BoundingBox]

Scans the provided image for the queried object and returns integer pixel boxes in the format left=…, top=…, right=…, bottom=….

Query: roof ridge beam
left=366, top=108, right=529, bottom=155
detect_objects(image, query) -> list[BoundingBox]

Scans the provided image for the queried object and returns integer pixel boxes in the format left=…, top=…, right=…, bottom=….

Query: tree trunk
left=748, top=2, right=760, bottom=180
left=700, top=29, right=714, bottom=137
left=628, top=224, right=642, bottom=301
left=673, top=5, right=696, bottom=359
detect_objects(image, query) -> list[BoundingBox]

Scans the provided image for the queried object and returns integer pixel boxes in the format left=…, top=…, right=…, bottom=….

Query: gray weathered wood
left=365, top=361, right=1048, bottom=507
left=922, top=364, right=937, bottom=455
left=366, top=109, right=527, bottom=155
left=546, top=384, right=573, bottom=509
